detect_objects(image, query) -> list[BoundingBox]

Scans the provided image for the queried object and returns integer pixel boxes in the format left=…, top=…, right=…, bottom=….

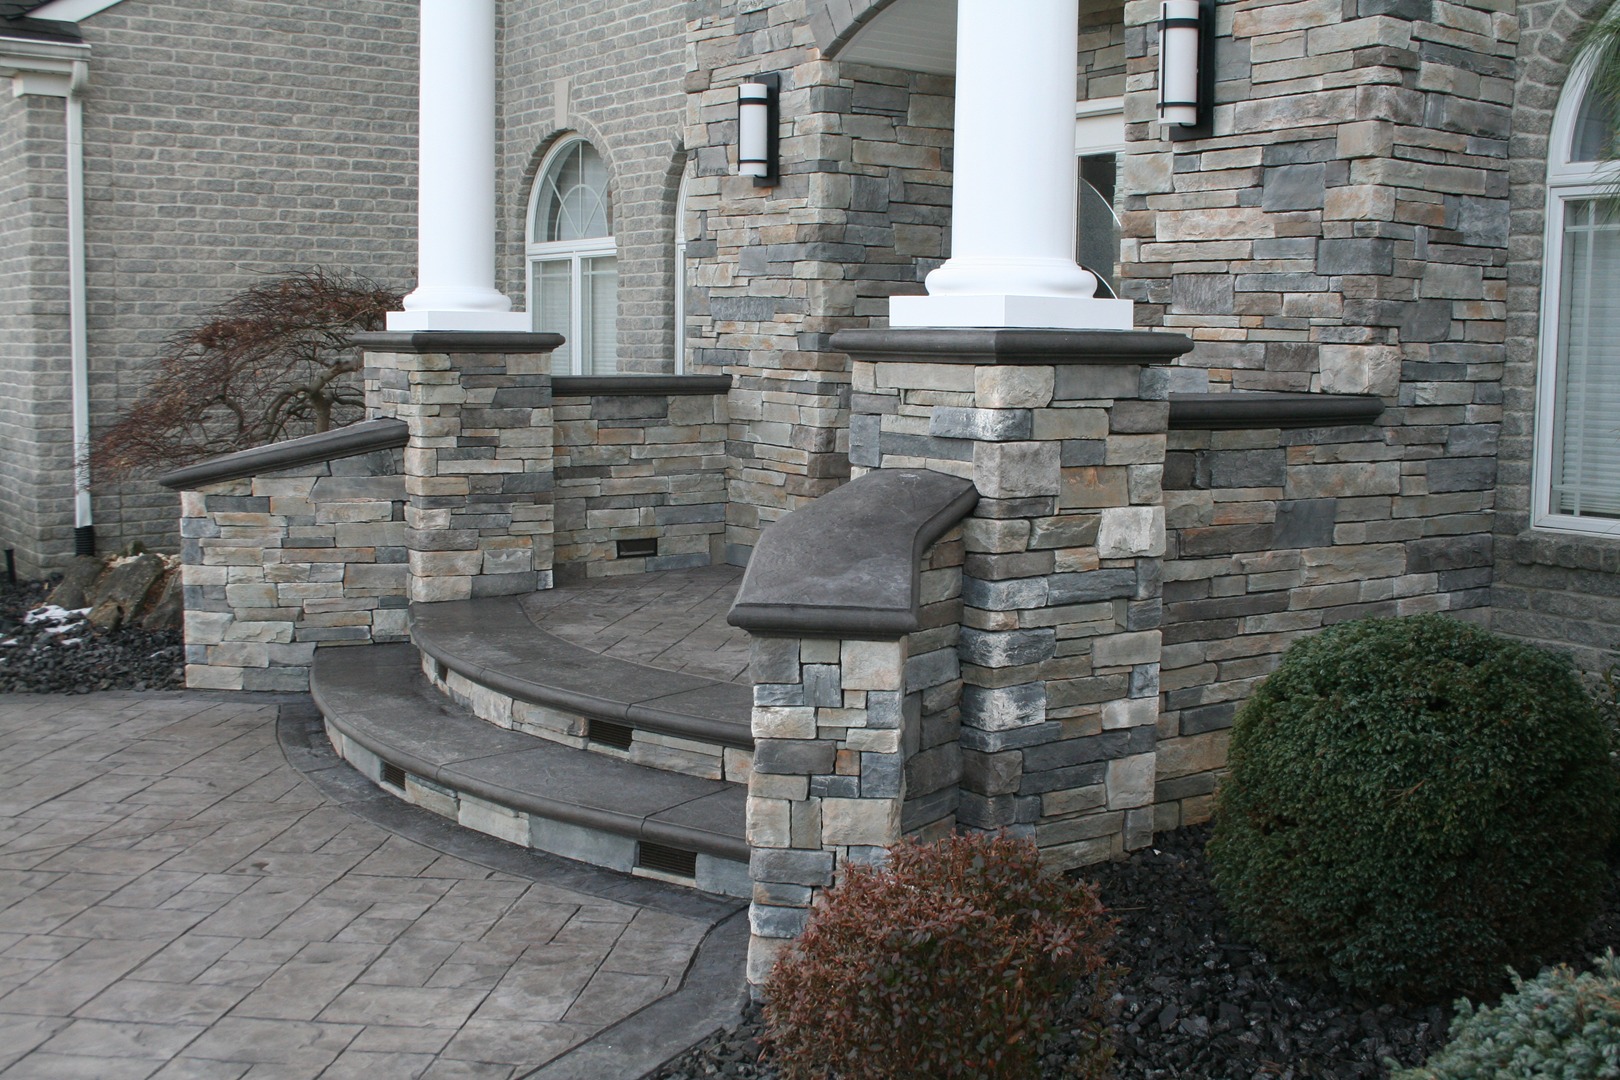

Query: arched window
left=1535, top=53, right=1620, bottom=534
left=527, top=137, right=617, bottom=375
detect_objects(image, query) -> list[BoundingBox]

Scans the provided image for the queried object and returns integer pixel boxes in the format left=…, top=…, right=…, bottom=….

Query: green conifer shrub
left=1208, top=614, right=1619, bottom=1001
left=762, top=832, right=1117, bottom=1080
left=1392, top=952, right=1620, bottom=1079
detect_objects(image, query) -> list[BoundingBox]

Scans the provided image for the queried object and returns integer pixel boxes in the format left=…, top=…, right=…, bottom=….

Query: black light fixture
left=1158, top=0, right=1214, bottom=141
left=737, top=73, right=779, bottom=186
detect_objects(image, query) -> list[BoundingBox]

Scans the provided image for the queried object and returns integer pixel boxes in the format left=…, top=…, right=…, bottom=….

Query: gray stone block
left=752, top=739, right=837, bottom=775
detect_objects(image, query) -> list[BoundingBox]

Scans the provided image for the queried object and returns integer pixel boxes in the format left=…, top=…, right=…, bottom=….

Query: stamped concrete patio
left=0, top=689, right=745, bottom=1079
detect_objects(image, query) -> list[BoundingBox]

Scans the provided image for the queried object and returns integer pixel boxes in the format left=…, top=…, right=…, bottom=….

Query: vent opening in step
left=637, top=841, right=697, bottom=879
left=380, top=761, right=407, bottom=790
left=587, top=718, right=635, bottom=751
left=617, top=537, right=658, bottom=559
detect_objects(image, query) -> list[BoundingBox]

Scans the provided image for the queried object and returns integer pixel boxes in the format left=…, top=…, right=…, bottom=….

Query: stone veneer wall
left=1155, top=413, right=1493, bottom=829
left=899, top=529, right=967, bottom=843
left=178, top=450, right=407, bottom=692
left=363, top=342, right=556, bottom=602
left=1115, top=0, right=1513, bottom=817
left=1491, top=0, right=1620, bottom=673
left=552, top=387, right=730, bottom=581
left=842, top=333, right=1185, bottom=870
left=686, top=0, right=955, bottom=563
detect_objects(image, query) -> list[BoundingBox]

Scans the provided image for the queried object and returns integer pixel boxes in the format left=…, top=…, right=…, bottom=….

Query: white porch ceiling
left=837, top=0, right=958, bottom=76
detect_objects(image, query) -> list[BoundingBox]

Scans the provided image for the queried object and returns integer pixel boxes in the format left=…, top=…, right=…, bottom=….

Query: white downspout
left=66, top=58, right=92, bottom=553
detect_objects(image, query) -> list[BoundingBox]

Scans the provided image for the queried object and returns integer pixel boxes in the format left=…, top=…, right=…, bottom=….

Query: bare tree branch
left=94, top=268, right=401, bottom=478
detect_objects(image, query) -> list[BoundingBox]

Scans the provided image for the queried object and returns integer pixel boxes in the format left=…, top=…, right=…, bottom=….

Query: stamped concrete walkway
left=0, top=691, right=745, bottom=1079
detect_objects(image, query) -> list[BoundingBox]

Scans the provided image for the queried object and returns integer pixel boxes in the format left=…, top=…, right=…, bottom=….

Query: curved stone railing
left=727, top=468, right=977, bottom=985
left=156, top=418, right=409, bottom=491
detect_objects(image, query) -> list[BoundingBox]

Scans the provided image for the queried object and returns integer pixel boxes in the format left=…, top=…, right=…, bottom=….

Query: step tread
left=411, top=597, right=753, bottom=750
left=312, top=643, right=747, bottom=862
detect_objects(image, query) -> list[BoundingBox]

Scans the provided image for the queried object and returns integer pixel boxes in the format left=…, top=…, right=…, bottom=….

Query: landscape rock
left=46, top=555, right=105, bottom=610
left=85, top=552, right=167, bottom=631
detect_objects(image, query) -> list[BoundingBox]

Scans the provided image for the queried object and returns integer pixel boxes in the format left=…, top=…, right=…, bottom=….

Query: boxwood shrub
left=762, top=832, right=1117, bottom=1080
left=1208, top=614, right=1618, bottom=1001
left=1392, top=952, right=1620, bottom=1079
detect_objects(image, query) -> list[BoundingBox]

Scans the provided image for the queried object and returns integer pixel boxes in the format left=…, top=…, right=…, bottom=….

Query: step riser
left=325, top=720, right=751, bottom=898
left=424, top=654, right=754, bottom=784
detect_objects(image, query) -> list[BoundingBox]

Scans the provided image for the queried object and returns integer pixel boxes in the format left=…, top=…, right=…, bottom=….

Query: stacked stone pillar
left=836, top=328, right=1190, bottom=870
left=354, top=332, right=562, bottom=603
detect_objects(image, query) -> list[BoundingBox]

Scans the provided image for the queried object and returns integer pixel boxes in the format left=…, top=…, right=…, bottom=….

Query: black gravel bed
left=652, top=823, right=1620, bottom=1080
left=0, top=578, right=184, bottom=694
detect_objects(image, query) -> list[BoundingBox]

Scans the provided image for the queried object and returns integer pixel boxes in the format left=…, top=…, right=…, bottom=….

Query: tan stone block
left=1094, top=631, right=1161, bottom=669
left=844, top=729, right=901, bottom=754
left=1156, top=730, right=1231, bottom=780
left=754, top=707, right=816, bottom=739
left=1098, top=506, right=1166, bottom=558
left=1101, top=695, right=1160, bottom=729
left=186, top=664, right=245, bottom=691
left=841, top=639, right=905, bottom=691
left=974, top=366, right=1054, bottom=408
left=1107, top=753, right=1157, bottom=810
left=821, top=798, right=901, bottom=847
left=1060, top=466, right=1128, bottom=509
left=747, top=797, right=792, bottom=847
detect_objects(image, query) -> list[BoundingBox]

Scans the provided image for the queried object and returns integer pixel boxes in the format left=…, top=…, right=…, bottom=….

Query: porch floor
left=520, top=565, right=750, bottom=685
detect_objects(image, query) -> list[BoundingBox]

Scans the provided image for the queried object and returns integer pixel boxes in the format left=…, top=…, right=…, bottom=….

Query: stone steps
left=311, top=642, right=750, bottom=897
left=410, top=597, right=754, bottom=783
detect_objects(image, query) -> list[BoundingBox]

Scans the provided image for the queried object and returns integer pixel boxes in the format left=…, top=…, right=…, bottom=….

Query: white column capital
left=890, top=0, right=1132, bottom=331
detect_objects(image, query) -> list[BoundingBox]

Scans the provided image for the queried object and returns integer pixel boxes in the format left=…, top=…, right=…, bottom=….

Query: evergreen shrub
left=762, top=832, right=1117, bottom=1080
left=1392, top=952, right=1620, bottom=1079
left=1208, top=614, right=1619, bottom=1001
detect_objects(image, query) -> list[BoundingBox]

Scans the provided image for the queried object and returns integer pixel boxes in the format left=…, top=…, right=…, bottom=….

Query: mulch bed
left=0, top=577, right=183, bottom=694
left=653, top=823, right=1620, bottom=1079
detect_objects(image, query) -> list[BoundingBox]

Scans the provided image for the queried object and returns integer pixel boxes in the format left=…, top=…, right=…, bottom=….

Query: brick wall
left=0, top=93, right=72, bottom=578
left=497, top=0, right=688, bottom=373
left=2, top=0, right=419, bottom=571
left=1491, top=0, right=1620, bottom=673
left=553, top=389, right=730, bottom=581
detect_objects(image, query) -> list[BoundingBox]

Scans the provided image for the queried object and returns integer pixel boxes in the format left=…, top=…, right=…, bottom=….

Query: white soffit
left=838, top=0, right=958, bottom=76
left=27, top=0, right=125, bottom=22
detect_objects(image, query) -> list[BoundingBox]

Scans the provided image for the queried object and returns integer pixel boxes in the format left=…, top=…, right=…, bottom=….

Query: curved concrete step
left=410, top=597, right=753, bottom=783
left=312, top=643, right=749, bottom=897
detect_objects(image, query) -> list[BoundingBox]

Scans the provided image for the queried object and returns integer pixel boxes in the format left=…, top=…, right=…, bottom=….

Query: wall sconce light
left=1158, top=0, right=1213, bottom=141
left=737, top=73, right=779, bottom=186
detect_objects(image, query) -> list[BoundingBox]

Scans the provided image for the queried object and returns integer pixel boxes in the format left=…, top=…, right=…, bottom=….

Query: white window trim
left=1533, top=49, right=1620, bottom=538
left=524, top=136, right=616, bottom=377
left=1075, top=96, right=1126, bottom=155
left=27, top=0, right=125, bottom=22
left=674, top=168, right=691, bottom=375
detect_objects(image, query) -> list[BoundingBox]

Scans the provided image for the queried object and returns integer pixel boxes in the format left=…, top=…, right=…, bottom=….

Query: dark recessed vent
left=380, top=761, right=407, bottom=789
left=617, top=537, right=658, bottom=559
left=637, top=841, right=697, bottom=879
left=587, top=718, right=635, bottom=750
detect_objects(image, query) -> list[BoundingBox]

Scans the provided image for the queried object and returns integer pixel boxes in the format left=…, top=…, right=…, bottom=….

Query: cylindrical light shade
left=738, top=81, right=770, bottom=177
left=1158, top=0, right=1202, bottom=128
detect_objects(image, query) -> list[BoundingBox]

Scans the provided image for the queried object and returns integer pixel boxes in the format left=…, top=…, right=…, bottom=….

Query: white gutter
left=4, top=35, right=96, bottom=551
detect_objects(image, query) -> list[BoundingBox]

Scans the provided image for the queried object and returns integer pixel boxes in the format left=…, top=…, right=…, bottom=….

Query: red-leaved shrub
left=762, top=832, right=1117, bottom=1080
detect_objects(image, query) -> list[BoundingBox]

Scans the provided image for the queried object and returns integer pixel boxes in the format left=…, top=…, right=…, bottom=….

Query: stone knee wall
left=901, top=527, right=966, bottom=842
left=1156, top=417, right=1495, bottom=830
left=552, top=385, right=730, bottom=582
left=179, top=450, right=407, bottom=692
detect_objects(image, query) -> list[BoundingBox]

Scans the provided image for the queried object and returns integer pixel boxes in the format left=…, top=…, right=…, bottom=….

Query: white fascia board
left=26, top=0, right=125, bottom=21
left=0, top=35, right=90, bottom=94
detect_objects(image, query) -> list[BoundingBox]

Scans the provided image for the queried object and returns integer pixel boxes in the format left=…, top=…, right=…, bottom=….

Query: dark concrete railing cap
left=1168, top=392, right=1385, bottom=430
left=350, top=330, right=564, bottom=354
left=729, top=468, right=979, bottom=638
left=831, top=326, right=1194, bottom=366
left=552, top=374, right=732, bottom=397
left=157, top=417, right=409, bottom=490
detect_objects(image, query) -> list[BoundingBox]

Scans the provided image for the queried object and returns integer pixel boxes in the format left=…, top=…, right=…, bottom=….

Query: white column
left=388, top=0, right=526, bottom=331
left=889, top=0, right=1132, bottom=330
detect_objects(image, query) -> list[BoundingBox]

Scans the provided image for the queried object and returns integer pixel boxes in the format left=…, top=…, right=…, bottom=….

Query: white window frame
left=674, top=168, right=691, bottom=375
left=525, top=136, right=617, bottom=376
left=1533, top=50, right=1620, bottom=537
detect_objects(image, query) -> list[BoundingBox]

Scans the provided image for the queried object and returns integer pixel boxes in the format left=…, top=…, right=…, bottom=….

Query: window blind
left=1552, top=198, right=1620, bottom=519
